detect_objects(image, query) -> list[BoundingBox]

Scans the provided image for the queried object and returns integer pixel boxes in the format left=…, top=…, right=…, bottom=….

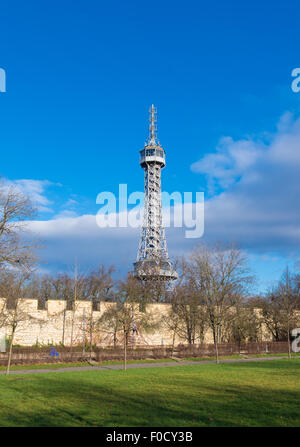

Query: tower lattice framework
left=133, top=105, right=177, bottom=284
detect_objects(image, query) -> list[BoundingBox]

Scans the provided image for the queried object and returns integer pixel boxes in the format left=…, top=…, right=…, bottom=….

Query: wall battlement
left=0, top=298, right=275, bottom=347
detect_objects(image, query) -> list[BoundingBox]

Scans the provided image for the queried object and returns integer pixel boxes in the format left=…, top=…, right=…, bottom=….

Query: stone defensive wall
left=0, top=298, right=275, bottom=347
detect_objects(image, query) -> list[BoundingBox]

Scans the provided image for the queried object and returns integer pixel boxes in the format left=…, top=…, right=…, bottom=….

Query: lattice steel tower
left=133, top=105, right=178, bottom=284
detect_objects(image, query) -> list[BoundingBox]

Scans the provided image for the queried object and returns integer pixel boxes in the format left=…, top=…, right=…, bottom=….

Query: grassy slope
left=0, top=358, right=299, bottom=427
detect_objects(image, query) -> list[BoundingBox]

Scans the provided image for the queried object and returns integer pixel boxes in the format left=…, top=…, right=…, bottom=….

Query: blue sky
left=0, top=0, right=300, bottom=292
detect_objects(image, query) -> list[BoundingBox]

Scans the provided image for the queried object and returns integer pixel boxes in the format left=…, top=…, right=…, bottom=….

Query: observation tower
left=133, top=105, right=177, bottom=285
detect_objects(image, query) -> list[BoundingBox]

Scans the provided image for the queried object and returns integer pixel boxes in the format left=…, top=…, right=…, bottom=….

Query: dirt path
left=0, top=356, right=289, bottom=375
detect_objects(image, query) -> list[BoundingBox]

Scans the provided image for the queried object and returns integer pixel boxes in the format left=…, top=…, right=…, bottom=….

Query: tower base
left=133, top=259, right=178, bottom=282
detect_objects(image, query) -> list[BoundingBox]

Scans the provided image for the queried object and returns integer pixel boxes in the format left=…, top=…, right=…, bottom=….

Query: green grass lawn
left=0, top=358, right=299, bottom=427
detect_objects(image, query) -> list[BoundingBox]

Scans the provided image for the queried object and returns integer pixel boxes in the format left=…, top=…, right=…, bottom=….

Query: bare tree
left=76, top=265, right=116, bottom=358
left=171, top=285, right=207, bottom=344
left=274, top=267, right=299, bottom=358
left=49, top=273, right=75, bottom=345
left=161, top=307, right=182, bottom=356
left=99, top=274, right=159, bottom=370
left=254, top=268, right=300, bottom=356
left=0, top=268, right=39, bottom=375
left=224, top=298, right=262, bottom=348
left=0, top=179, right=39, bottom=372
left=188, top=242, right=254, bottom=363
left=82, top=264, right=115, bottom=304
left=252, top=295, right=286, bottom=341
left=0, top=180, right=37, bottom=270
left=79, top=300, right=104, bottom=362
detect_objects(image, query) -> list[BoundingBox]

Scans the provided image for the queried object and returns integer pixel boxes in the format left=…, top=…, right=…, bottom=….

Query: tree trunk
left=82, top=309, right=86, bottom=357
left=89, top=319, right=93, bottom=361
left=287, top=321, right=291, bottom=359
left=70, top=314, right=74, bottom=361
left=171, top=330, right=176, bottom=357
left=6, top=326, right=15, bottom=376
left=123, top=332, right=127, bottom=371
left=62, top=308, right=66, bottom=346
left=215, top=339, right=219, bottom=364
left=187, top=326, right=192, bottom=344
left=215, top=326, right=220, bottom=364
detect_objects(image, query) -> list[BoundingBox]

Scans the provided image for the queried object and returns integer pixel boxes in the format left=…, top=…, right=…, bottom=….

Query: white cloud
left=11, top=179, right=55, bottom=213
left=53, top=210, right=78, bottom=219
left=28, top=214, right=140, bottom=273
left=191, top=112, right=300, bottom=254
left=62, top=198, right=78, bottom=208
left=191, top=137, right=264, bottom=192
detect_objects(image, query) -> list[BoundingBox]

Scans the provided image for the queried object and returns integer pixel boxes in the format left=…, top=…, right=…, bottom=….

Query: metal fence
left=0, top=341, right=290, bottom=366
left=95, top=341, right=289, bottom=361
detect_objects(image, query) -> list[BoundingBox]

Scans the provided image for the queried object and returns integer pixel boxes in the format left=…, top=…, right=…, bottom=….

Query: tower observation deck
left=133, top=105, right=178, bottom=284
